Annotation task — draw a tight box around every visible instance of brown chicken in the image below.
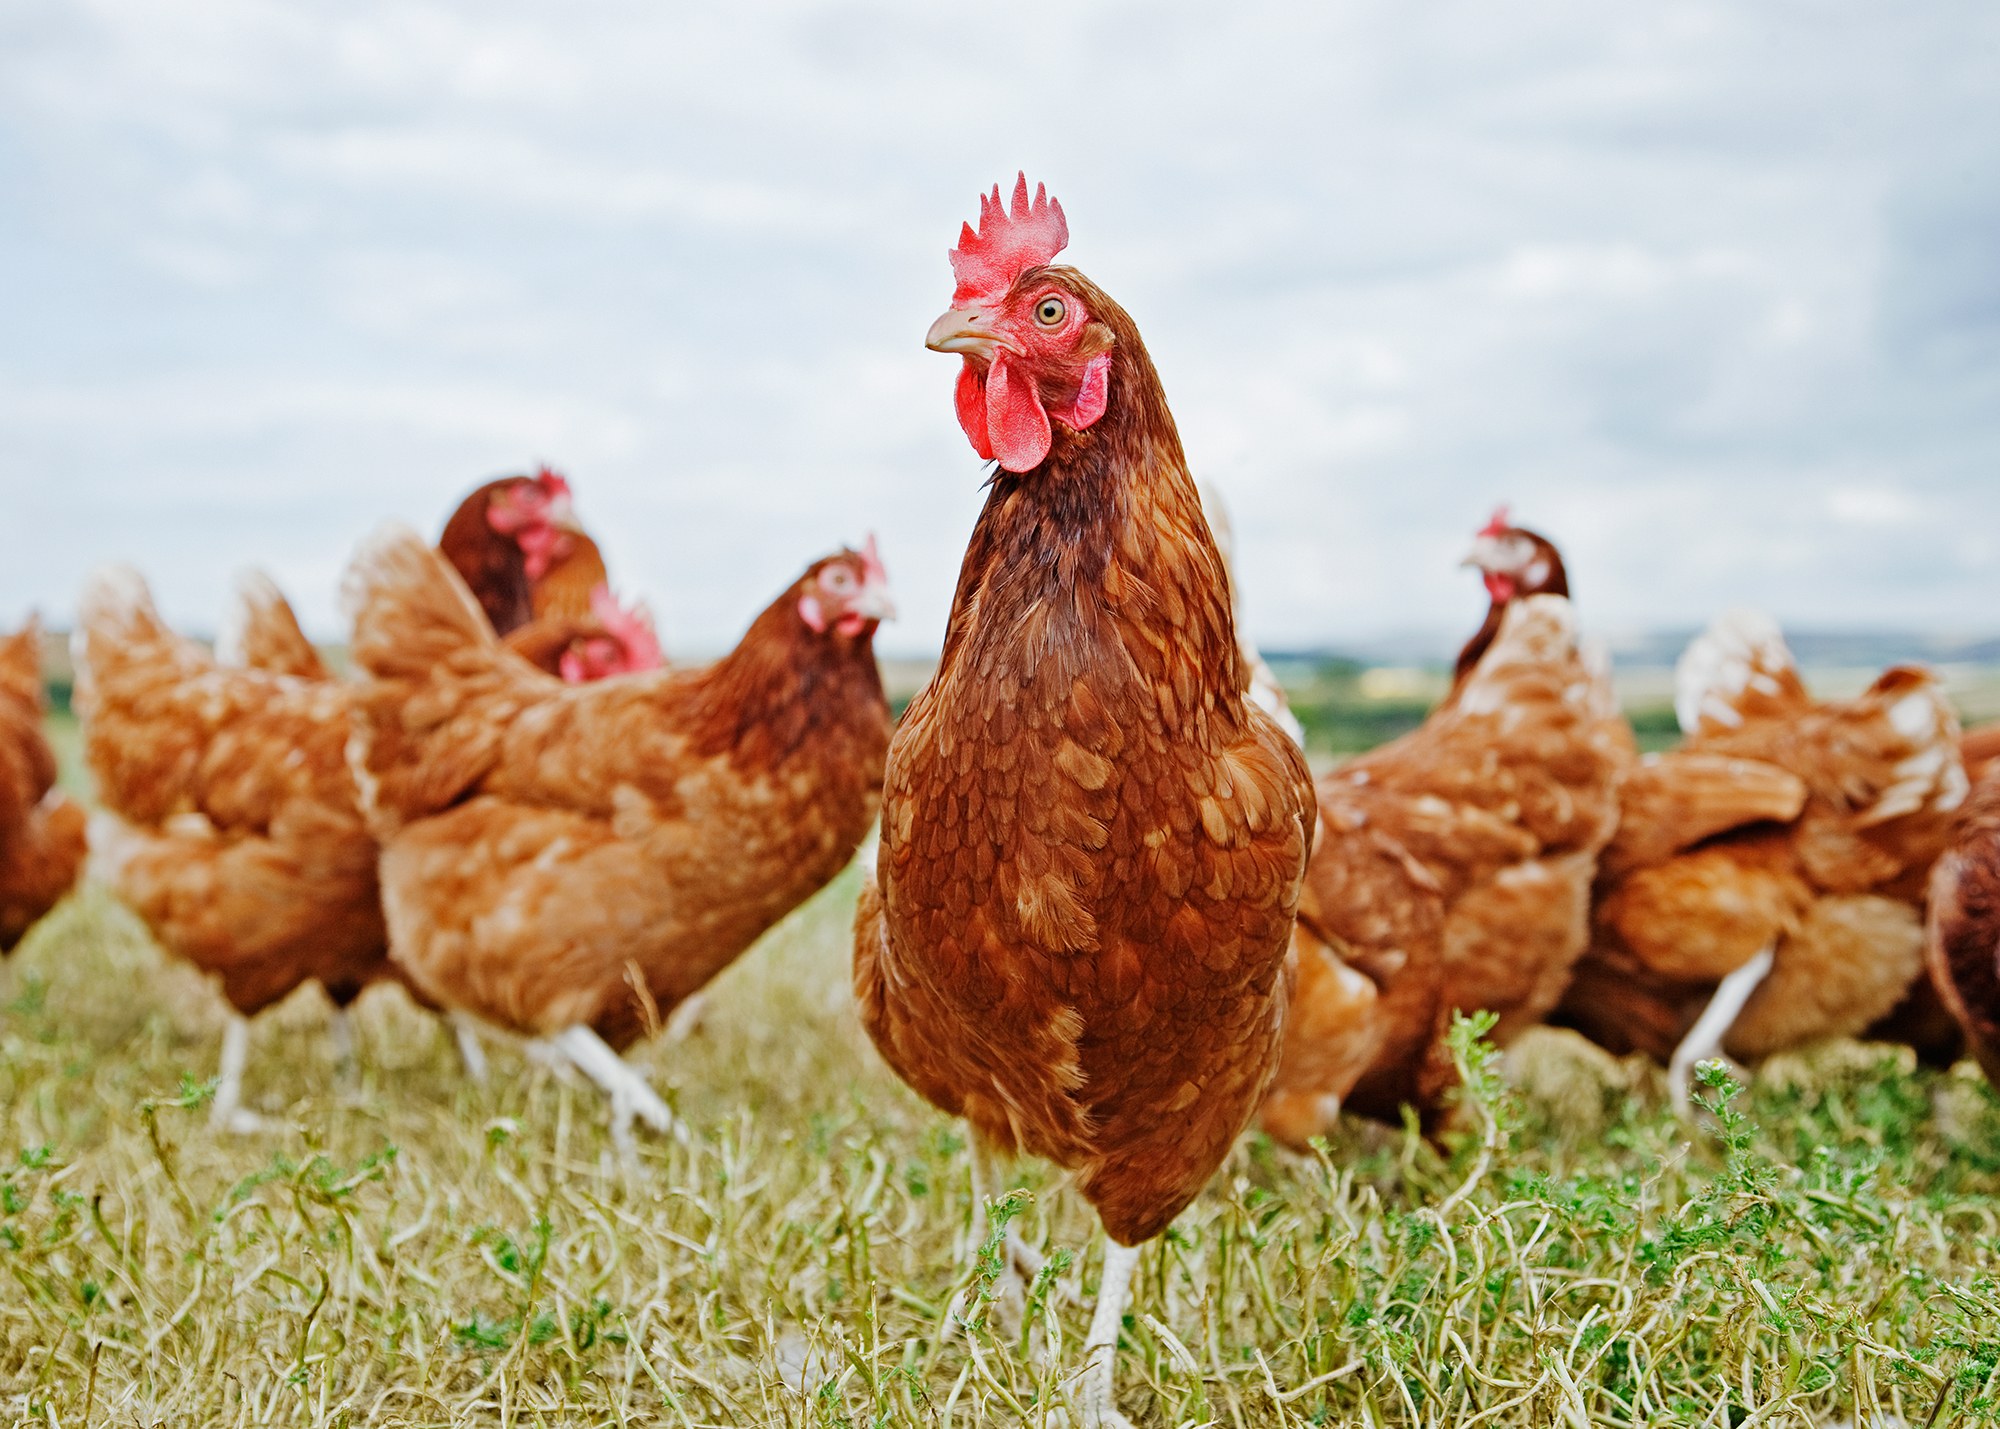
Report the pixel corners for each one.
[344,526,892,1141]
[74,570,392,1129]
[1453,507,1570,688]
[1260,571,1628,1148]
[435,467,589,636]
[1555,611,1969,1111]
[1927,765,2000,1087]
[1963,724,2000,783]
[852,177,1314,1428]
[0,618,86,954]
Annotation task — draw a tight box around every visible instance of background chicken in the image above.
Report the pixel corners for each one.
[1452,506,1570,690]
[1927,766,2000,1088]
[0,617,87,955]
[1555,611,1969,1111]
[1260,575,1627,1147]
[436,467,599,635]
[1198,479,1304,746]
[1963,723,2000,783]
[345,527,892,1142]
[853,177,1314,1429]
[74,570,392,1129]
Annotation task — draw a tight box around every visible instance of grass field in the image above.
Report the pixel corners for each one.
[12,683,2000,1427]
[5,873,2000,1428]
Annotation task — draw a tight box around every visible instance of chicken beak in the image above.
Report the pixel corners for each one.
[925,306,1003,361]
[854,584,898,623]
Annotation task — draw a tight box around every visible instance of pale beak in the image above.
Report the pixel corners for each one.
[925,306,1003,360]
[853,584,898,622]
[1460,534,1504,572]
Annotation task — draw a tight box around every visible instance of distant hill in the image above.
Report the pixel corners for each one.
[1269,628,2000,671]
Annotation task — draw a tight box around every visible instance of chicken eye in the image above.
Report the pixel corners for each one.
[1034,296,1066,328]
[825,568,854,592]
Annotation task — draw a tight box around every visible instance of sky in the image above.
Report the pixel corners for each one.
[4,1,1998,658]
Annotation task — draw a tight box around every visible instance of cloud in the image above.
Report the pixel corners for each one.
[2,0,1997,655]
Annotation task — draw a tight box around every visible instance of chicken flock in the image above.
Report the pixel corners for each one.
[4,175,1998,1426]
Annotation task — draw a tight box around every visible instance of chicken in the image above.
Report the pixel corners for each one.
[1554,611,1969,1112]
[1197,480,1303,746]
[1963,723,2000,784]
[344,527,892,1143]
[1259,576,1627,1147]
[852,177,1314,1429]
[1927,766,2000,1087]
[434,468,586,637]
[218,571,331,680]
[0,617,86,954]
[1453,506,1570,690]
[74,570,392,1129]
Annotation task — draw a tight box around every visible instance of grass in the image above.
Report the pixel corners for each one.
[4,873,2000,1428]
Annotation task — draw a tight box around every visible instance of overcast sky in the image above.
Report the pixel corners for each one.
[4,2,1997,657]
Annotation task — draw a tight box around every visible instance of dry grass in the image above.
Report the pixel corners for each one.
[3,874,2000,1428]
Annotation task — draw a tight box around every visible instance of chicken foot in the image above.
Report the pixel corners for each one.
[449,1012,490,1084]
[210,1014,279,1133]
[1669,944,1775,1119]
[549,1025,684,1150]
[1075,1236,1142,1429]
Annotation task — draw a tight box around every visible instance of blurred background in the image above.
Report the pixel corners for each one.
[6,1,1998,749]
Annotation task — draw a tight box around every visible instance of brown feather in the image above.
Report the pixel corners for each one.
[0,618,86,953]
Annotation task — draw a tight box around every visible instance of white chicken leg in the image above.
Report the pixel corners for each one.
[551,1025,684,1149]
[1669,945,1776,1118]
[1077,1236,1142,1429]
[210,1014,278,1133]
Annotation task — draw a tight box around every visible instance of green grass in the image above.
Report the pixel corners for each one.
[4,874,1999,1427]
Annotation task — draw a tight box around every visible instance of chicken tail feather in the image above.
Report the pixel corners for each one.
[343,523,524,832]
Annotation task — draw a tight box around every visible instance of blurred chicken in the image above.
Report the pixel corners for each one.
[1260,573,1627,1146]
[0,618,87,955]
[1198,480,1303,746]
[1555,611,1969,1112]
[436,468,593,636]
[1962,723,2000,783]
[855,177,1313,1428]
[74,571,392,1129]
[1927,766,2000,1087]
[1453,506,1570,690]
[345,527,892,1143]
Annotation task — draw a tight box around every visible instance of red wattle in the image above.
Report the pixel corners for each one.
[955,362,994,460]
[985,354,1052,473]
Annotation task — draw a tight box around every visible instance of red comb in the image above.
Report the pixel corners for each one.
[589,585,663,672]
[533,466,572,500]
[1479,505,1512,537]
[859,532,888,587]
[949,173,1069,305]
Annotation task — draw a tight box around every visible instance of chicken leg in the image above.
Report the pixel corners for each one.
[1077,1236,1142,1429]
[550,1025,684,1149]
[210,1014,278,1133]
[1669,945,1775,1118]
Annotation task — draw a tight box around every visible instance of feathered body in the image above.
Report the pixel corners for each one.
[1927,767,2000,1086]
[1557,612,1968,1063]
[855,252,1313,1247]
[1261,593,1626,1144]
[74,572,389,1014]
[346,533,889,1049]
[0,619,86,952]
